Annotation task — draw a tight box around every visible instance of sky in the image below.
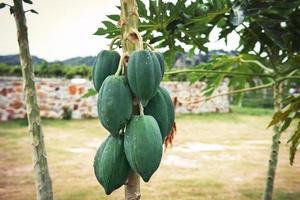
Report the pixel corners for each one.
[0,0,239,62]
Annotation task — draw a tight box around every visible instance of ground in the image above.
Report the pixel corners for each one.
[0,107,299,200]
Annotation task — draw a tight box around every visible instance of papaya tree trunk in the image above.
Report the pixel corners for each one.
[120,0,142,199]
[263,81,283,200]
[12,0,53,199]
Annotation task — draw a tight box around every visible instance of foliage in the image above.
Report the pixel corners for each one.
[268,94,300,165]
[95,0,232,66]
[82,88,97,98]
[94,1,300,164]
[62,106,72,120]
[185,54,273,98]
[0,63,92,79]
[234,88,274,108]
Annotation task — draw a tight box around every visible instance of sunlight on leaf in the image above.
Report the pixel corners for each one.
[82,88,97,98]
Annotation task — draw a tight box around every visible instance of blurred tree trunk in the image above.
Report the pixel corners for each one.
[263,82,283,200]
[12,0,53,199]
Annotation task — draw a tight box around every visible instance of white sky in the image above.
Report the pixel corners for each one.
[0,0,239,61]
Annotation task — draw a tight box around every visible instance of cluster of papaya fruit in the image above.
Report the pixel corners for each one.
[92,49,175,195]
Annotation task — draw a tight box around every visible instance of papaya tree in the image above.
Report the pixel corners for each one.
[91,0,175,199]
[94,0,300,199]
[0,1,53,200]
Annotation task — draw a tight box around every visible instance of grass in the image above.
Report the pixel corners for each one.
[0,107,299,200]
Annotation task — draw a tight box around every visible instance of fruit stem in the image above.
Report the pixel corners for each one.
[139,102,144,115]
[143,42,155,51]
[114,53,124,76]
[109,35,121,50]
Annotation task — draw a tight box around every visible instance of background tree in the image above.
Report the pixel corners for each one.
[95,0,300,199]
[0,1,53,199]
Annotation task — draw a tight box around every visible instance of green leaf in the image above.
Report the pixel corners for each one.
[30,9,38,14]
[82,88,97,98]
[0,3,6,9]
[288,122,300,165]
[280,117,293,132]
[107,14,120,21]
[23,0,33,4]
[9,7,14,15]
[94,21,120,38]
[268,111,286,128]
[137,0,148,18]
[149,0,158,18]
[103,21,117,29]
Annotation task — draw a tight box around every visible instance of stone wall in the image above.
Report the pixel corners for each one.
[0,76,229,121]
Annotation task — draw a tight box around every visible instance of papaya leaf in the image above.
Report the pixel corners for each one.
[9,7,14,15]
[0,3,6,9]
[30,9,38,14]
[103,21,117,30]
[268,111,287,128]
[149,0,158,18]
[94,21,120,38]
[82,88,97,98]
[202,86,215,97]
[187,72,200,84]
[107,14,120,21]
[23,0,33,4]
[268,95,300,128]
[136,0,148,18]
[280,117,293,132]
[288,122,300,165]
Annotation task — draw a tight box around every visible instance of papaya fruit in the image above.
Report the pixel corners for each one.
[124,115,162,182]
[94,134,130,195]
[127,50,162,106]
[93,50,120,92]
[144,87,175,141]
[98,75,132,136]
[154,51,165,78]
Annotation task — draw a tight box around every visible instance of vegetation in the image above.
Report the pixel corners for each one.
[1,0,299,199]
[0,63,92,79]
[95,0,300,199]
[1,0,53,199]
[0,112,299,200]
[92,0,175,198]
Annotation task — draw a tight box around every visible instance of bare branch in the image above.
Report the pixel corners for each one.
[177,82,274,104]
[165,69,274,78]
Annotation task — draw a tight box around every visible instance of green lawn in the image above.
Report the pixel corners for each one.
[0,107,299,200]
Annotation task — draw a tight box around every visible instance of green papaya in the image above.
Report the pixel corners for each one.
[127,50,162,106]
[144,87,175,141]
[154,52,165,78]
[124,115,162,182]
[98,75,132,136]
[93,50,120,92]
[94,134,130,195]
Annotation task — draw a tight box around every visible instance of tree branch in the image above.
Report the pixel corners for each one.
[240,23,279,74]
[0,3,13,8]
[277,76,300,82]
[265,48,279,74]
[165,69,274,78]
[109,35,121,50]
[239,58,273,73]
[177,82,274,104]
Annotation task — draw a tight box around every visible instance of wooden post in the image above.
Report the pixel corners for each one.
[12,1,53,199]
